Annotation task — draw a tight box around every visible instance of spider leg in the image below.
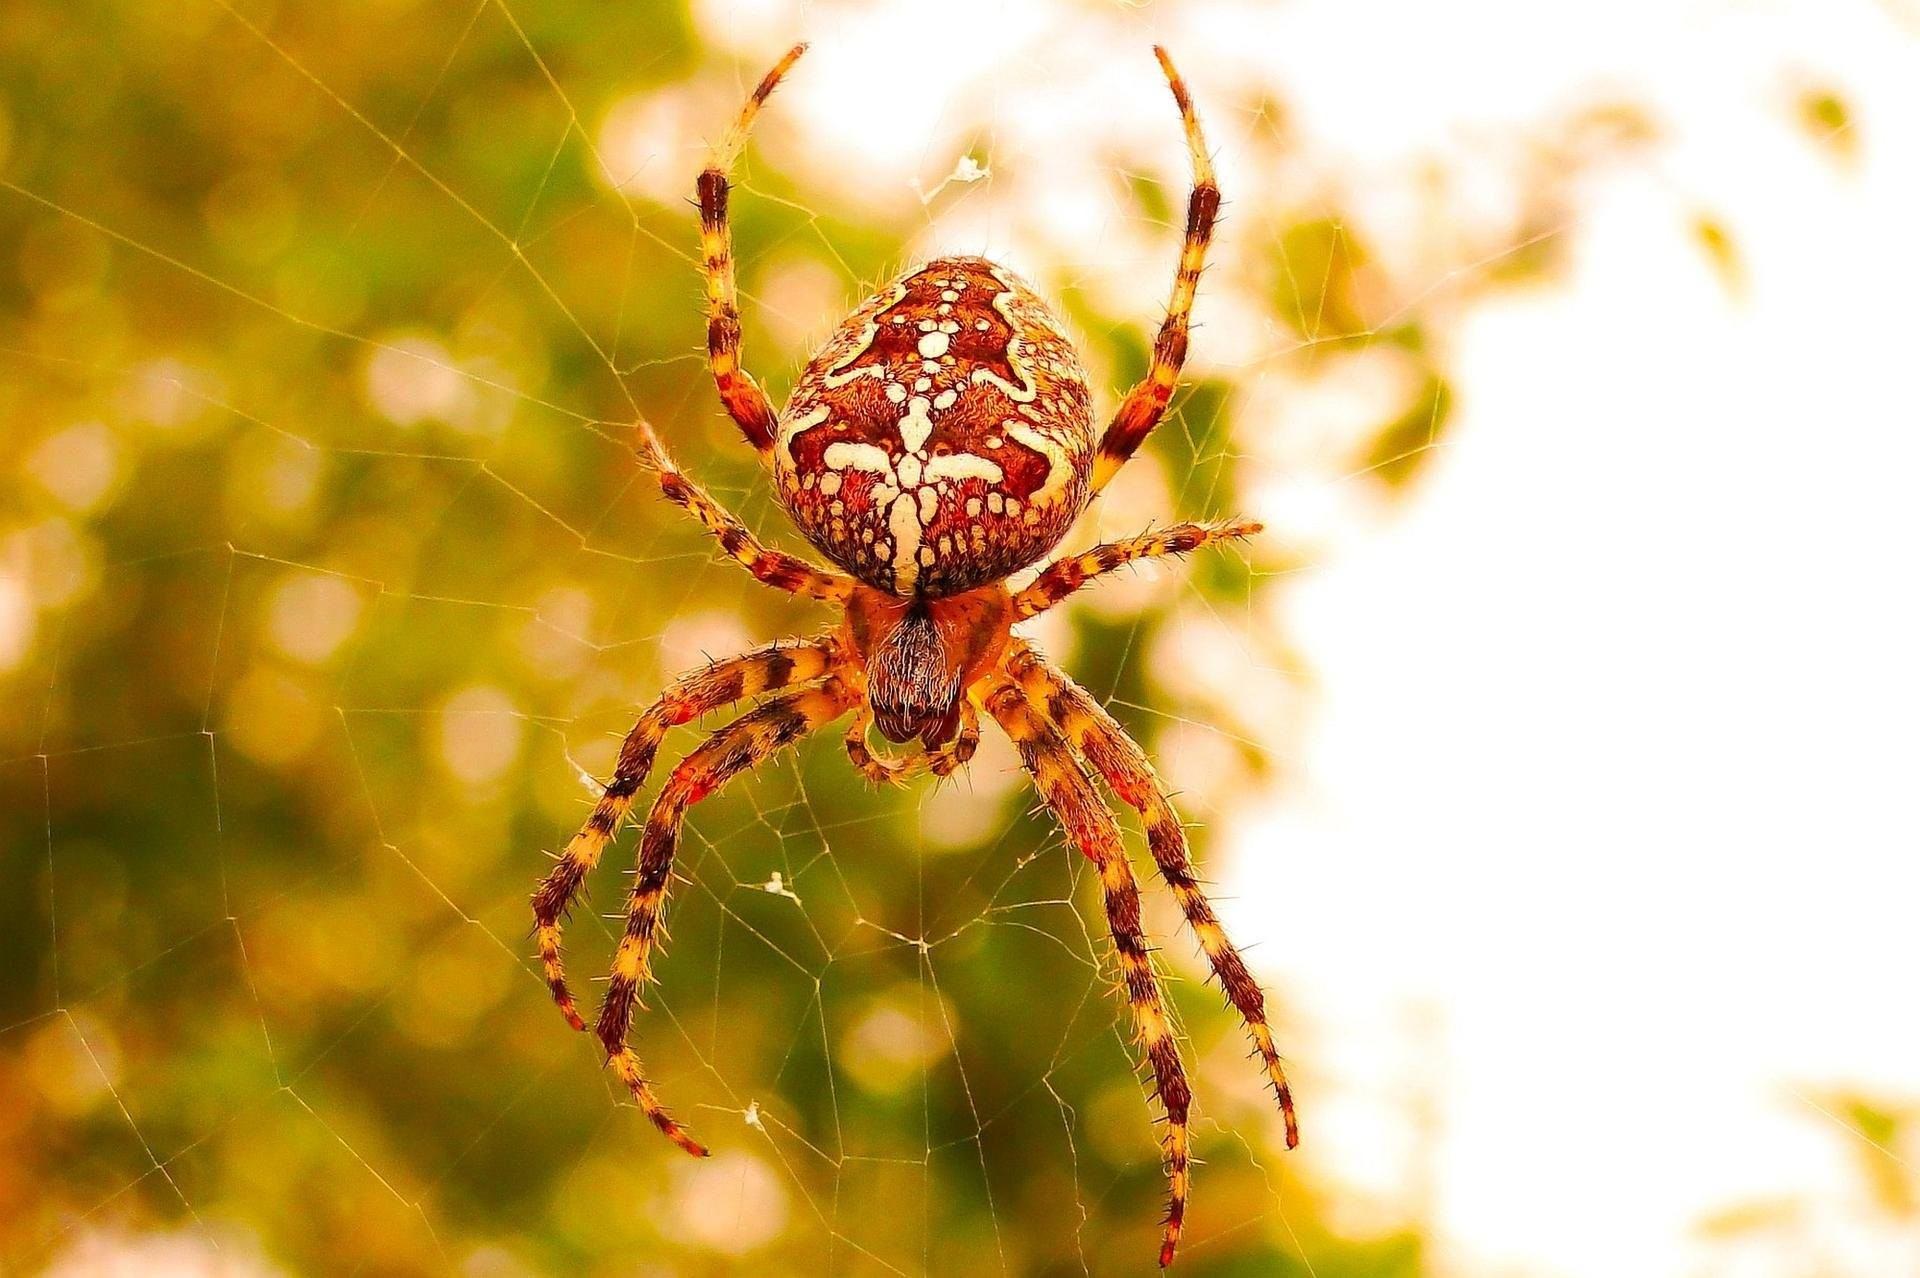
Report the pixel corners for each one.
[1093,46,1218,496]
[696,43,807,454]
[982,676,1194,1269]
[1011,518,1260,621]
[596,675,857,1157]
[532,635,841,1031]
[629,446,853,603]
[1004,640,1299,1149]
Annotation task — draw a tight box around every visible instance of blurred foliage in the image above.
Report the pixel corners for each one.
[0,1,1593,1274]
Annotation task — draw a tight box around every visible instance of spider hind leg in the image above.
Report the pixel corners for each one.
[1006,640,1299,1148]
[983,676,1195,1268]
[594,676,857,1156]
[532,636,841,1031]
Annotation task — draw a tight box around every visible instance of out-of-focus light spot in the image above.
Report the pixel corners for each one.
[841,989,950,1095]
[224,665,324,768]
[3,518,97,610]
[1157,717,1251,811]
[364,337,473,429]
[520,586,594,679]
[122,358,222,436]
[661,1150,790,1254]
[24,1019,114,1119]
[756,251,844,349]
[25,422,122,513]
[596,85,717,206]
[659,609,753,678]
[0,568,34,672]
[438,684,524,785]
[266,573,364,665]
[919,726,1022,852]
[43,1225,283,1277]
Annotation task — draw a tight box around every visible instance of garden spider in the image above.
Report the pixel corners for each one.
[531,43,1296,1267]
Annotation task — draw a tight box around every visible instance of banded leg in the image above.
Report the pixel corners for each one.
[1005,641,1299,1147]
[635,452,852,604]
[597,677,856,1157]
[983,677,1194,1268]
[1011,518,1260,620]
[696,43,808,453]
[1093,46,1220,496]
[532,636,841,1030]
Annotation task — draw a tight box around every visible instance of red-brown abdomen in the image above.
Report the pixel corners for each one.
[774,256,1095,597]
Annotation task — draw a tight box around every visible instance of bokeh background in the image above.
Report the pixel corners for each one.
[4,0,1917,1274]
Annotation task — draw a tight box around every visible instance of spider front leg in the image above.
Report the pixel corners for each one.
[532,636,842,1030]
[983,677,1195,1268]
[1011,518,1260,620]
[635,455,852,603]
[695,43,807,455]
[1005,640,1299,1148]
[1094,46,1219,495]
[597,676,857,1157]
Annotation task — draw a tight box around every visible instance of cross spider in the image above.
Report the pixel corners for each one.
[531,44,1296,1267]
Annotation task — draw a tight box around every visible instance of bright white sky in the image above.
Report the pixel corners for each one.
[1220,4,1920,1277]
[696,0,1920,1274]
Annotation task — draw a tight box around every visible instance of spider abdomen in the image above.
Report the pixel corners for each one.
[775,256,1095,597]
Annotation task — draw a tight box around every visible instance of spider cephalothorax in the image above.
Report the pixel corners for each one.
[532,44,1295,1268]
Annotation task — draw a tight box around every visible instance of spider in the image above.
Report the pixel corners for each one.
[530,43,1296,1267]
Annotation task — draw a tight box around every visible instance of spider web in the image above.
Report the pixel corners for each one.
[0,1,1652,1272]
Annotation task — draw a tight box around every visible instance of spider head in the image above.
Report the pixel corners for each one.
[774,256,1096,599]
[846,584,1012,746]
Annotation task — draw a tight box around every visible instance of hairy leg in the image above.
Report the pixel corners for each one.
[983,676,1195,1268]
[1003,640,1298,1147]
[532,636,841,1030]
[623,446,853,603]
[597,677,856,1156]
[1093,46,1220,495]
[1010,518,1259,620]
[696,43,807,453]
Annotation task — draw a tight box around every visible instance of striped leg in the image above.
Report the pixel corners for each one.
[635,455,851,604]
[983,677,1194,1268]
[597,677,856,1157]
[1004,641,1298,1148]
[531,636,841,1031]
[1011,518,1260,620]
[1093,46,1219,496]
[695,43,808,454]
